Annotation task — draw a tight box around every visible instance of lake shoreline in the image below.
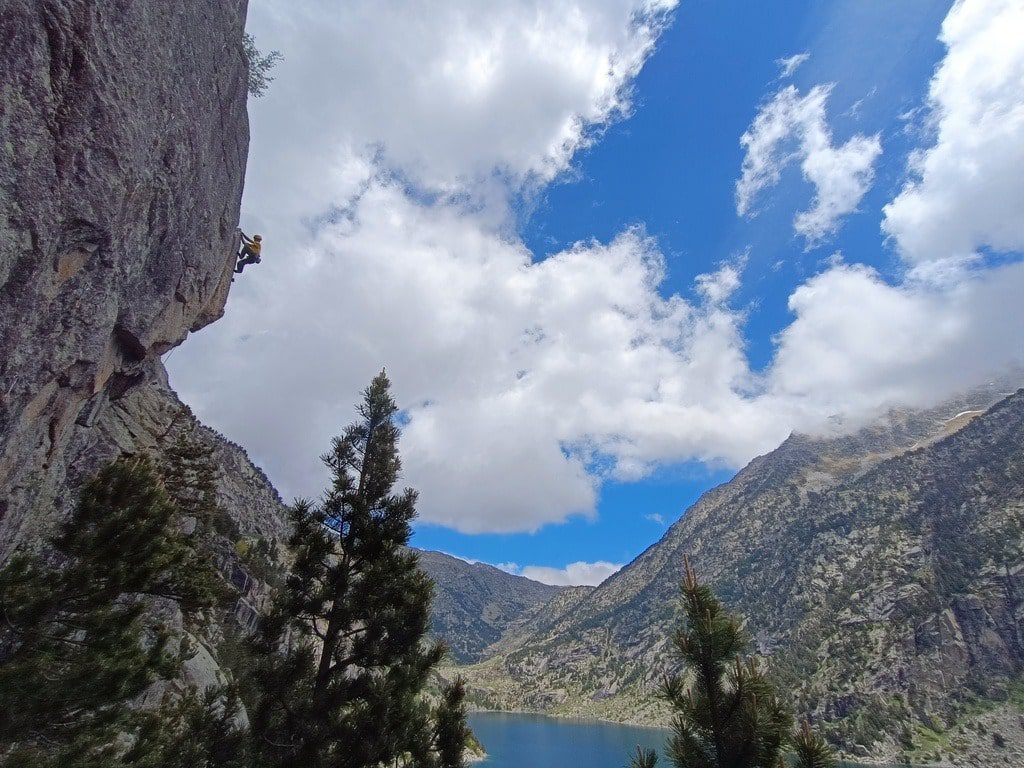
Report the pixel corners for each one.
[468,706,671,733]
[467,710,949,768]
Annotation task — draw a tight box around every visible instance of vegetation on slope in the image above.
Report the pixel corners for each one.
[0,374,473,768]
[0,458,230,766]
[453,387,1024,763]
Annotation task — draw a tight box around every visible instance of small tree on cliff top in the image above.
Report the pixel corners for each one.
[249,370,469,768]
[242,33,282,98]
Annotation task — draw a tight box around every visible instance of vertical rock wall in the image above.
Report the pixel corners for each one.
[0,0,251,553]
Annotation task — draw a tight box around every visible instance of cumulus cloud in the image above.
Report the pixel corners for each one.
[776,52,810,78]
[242,0,677,234]
[644,512,665,525]
[882,0,1024,264]
[519,560,623,586]
[736,84,882,246]
[765,260,1024,419]
[171,0,1024,539]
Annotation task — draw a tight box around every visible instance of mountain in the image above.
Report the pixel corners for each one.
[3,7,1022,762]
[414,549,569,663]
[455,385,1024,763]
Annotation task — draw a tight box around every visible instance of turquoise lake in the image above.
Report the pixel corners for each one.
[467,712,668,768]
[466,713,892,768]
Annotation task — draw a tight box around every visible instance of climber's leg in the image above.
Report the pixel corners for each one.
[234,254,260,274]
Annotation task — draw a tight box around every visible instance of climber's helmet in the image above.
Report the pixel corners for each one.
[253,234,263,242]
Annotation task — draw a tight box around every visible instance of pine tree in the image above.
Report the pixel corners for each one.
[129,685,251,768]
[630,746,659,768]
[249,370,469,768]
[161,427,236,540]
[433,678,471,768]
[0,458,221,766]
[791,721,837,768]
[655,557,792,768]
[631,558,839,768]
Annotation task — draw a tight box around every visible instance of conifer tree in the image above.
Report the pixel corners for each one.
[161,427,235,539]
[162,428,216,513]
[249,370,469,768]
[0,458,221,766]
[130,685,251,768]
[433,677,471,768]
[630,746,659,768]
[630,558,837,768]
[791,721,837,768]
[649,557,792,768]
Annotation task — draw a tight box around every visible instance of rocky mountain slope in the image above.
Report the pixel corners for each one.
[0,0,251,557]
[0,0,288,701]
[414,550,568,663]
[456,385,1024,763]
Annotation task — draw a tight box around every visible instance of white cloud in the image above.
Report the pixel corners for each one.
[644,512,665,525]
[736,85,882,246]
[519,560,623,586]
[882,0,1024,264]
[171,0,1024,540]
[242,0,677,237]
[776,52,810,79]
[764,260,1024,420]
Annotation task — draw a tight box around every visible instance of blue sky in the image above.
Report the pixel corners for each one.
[520,0,951,357]
[172,0,1024,586]
[411,0,952,572]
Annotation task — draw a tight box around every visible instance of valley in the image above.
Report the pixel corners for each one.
[2,1,1023,765]
[426,385,1024,765]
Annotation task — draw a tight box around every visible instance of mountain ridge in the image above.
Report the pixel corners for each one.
[451,383,1024,764]
[413,548,571,664]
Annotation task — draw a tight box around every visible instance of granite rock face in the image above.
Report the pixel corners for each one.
[0,0,250,553]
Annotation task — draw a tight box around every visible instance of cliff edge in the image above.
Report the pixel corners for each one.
[0,0,252,553]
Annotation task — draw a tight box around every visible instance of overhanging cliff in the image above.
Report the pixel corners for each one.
[0,0,253,553]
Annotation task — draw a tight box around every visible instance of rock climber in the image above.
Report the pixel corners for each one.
[235,231,263,273]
